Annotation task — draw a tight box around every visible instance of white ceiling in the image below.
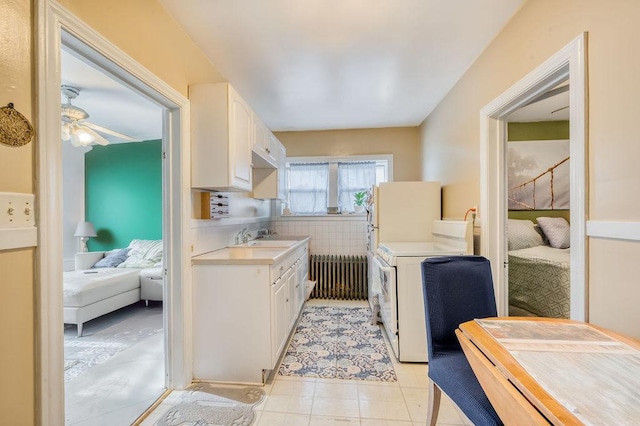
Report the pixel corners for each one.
[61,49,163,144]
[507,88,570,122]
[160,0,525,131]
[60,1,527,139]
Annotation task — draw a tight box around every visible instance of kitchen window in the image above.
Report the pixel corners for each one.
[284,155,392,214]
[287,162,329,215]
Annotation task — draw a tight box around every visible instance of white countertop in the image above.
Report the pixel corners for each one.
[191,236,310,266]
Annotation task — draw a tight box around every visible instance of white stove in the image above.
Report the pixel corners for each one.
[372,221,473,362]
[376,241,464,265]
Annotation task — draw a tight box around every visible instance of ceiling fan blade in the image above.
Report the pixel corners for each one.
[82,121,137,142]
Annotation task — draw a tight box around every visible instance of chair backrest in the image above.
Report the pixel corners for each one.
[421,256,497,360]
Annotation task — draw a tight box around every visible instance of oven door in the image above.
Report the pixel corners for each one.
[372,255,398,357]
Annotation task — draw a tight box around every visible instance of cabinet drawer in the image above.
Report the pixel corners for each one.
[270,258,288,283]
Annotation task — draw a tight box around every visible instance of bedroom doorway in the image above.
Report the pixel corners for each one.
[36,1,191,424]
[60,42,166,425]
[479,33,588,321]
[504,82,572,319]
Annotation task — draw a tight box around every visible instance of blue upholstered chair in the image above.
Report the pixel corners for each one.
[421,255,502,426]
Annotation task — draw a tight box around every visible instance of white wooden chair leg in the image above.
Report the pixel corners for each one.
[145,300,149,307]
[77,322,83,338]
[427,379,442,426]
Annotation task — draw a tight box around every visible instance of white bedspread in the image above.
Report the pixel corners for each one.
[64,268,140,307]
[509,245,570,265]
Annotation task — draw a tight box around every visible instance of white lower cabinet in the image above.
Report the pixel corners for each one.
[271,270,289,364]
[287,263,297,330]
[295,255,308,313]
[193,242,308,384]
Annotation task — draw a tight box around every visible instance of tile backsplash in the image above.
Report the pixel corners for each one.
[273,217,367,255]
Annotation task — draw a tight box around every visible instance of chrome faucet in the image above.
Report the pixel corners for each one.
[235,227,249,244]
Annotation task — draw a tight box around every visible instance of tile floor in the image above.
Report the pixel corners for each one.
[141,299,472,426]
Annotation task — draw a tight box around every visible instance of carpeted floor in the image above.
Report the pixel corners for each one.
[156,383,265,426]
[64,301,163,383]
[278,305,397,381]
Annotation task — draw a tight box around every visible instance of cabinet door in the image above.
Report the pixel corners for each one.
[294,259,304,314]
[272,277,287,363]
[228,88,253,190]
[275,138,287,200]
[253,115,276,168]
[266,132,279,165]
[287,265,297,330]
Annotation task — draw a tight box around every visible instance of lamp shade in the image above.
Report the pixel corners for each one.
[74,221,97,238]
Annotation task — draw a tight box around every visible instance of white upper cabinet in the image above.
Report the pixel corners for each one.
[253,131,287,200]
[190,82,253,191]
[275,135,287,200]
[252,113,276,168]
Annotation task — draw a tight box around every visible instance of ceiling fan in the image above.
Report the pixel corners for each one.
[61,85,136,147]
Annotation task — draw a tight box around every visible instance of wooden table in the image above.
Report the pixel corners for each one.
[456,317,640,425]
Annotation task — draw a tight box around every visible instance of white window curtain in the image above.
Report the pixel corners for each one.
[337,161,376,212]
[288,162,329,214]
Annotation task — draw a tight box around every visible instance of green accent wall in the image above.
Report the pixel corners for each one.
[508,210,570,224]
[508,121,570,220]
[85,140,162,251]
[508,120,569,141]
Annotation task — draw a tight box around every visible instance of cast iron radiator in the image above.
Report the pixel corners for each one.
[309,254,368,300]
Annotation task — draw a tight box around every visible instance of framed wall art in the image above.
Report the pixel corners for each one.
[508,139,570,210]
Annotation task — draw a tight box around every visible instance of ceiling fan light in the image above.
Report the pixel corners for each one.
[61,123,71,141]
[69,133,84,147]
[82,126,109,146]
[70,126,95,146]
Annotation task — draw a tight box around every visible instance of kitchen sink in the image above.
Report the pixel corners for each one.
[233,240,298,248]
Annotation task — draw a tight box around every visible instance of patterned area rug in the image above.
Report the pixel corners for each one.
[279,305,397,381]
[156,383,265,426]
[64,302,163,382]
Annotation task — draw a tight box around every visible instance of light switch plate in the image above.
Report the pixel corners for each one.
[0,192,36,228]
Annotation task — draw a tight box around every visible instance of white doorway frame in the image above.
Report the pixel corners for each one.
[479,33,588,321]
[35,1,192,424]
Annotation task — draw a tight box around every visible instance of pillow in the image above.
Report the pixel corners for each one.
[118,239,163,269]
[118,256,156,269]
[92,248,130,268]
[507,219,544,250]
[537,217,570,249]
[533,224,550,246]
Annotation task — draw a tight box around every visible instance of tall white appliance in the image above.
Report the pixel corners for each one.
[366,181,441,305]
[373,221,473,362]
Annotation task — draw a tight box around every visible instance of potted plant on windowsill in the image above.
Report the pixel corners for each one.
[353,191,367,214]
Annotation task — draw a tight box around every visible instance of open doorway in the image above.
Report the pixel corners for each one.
[504,81,572,319]
[37,2,191,423]
[479,33,587,321]
[60,44,166,424]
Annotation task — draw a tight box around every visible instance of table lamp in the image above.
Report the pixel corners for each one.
[74,221,97,252]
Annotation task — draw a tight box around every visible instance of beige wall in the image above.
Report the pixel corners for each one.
[58,0,225,96]
[0,0,35,423]
[0,0,228,422]
[418,0,640,337]
[275,127,421,182]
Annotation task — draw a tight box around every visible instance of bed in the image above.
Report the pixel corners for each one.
[507,218,570,319]
[64,239,164,336]
[64,267,141,337]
